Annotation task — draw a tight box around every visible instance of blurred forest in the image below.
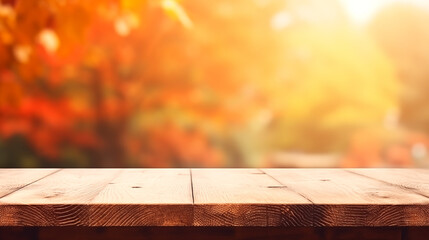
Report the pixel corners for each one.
[0,0,429,168]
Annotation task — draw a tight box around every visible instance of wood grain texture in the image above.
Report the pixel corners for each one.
[89,169,193,226]
[0,168,429,227]
[0,169,59,198]
[0,169,120,226]
[91,169,192,204]
[348,169,429,198]
[191,169,312,226]
[263,169,429,226]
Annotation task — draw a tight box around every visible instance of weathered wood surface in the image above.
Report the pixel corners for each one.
[263,169,429,226]
[0,169,59,198]
[0,168,428,227]
[90,169,193,226]
[191,169,312,226]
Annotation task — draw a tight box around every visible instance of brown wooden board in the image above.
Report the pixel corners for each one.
[348,169,429,198]
[191,169,312,226]
[0,169,59,198]
[89,169,193,226]
[0,169,120,226]
[263,169,429,226]
[1,168,428,227]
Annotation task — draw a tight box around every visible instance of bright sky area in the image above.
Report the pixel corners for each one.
[339,0,429,24]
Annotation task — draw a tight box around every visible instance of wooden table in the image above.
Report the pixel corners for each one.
[1,168,429,239]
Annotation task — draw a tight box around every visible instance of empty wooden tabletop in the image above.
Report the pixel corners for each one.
[0,169,428,227]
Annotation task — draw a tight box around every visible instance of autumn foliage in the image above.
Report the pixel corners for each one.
[1,0,429,167]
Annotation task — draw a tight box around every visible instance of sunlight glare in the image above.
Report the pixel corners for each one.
[339,0,397,24]
[340,0,429,24]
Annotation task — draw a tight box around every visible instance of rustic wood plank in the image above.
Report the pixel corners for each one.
[89,169,193,226]
[348,169,429,198]
[347,169,429,226]
[263,169,429,226]
[191,169,312,226]
[0,169,59,198]
[0,169,120,226]
[0,168,428,227]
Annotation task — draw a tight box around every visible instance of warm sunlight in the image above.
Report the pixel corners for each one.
[1,0,429,168]
[340,0,429,23]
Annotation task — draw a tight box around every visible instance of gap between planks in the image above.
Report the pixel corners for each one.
[190,169,195,204]
[1,169,429,227]
[0,169,62,200]
[259,168,315,204]
[345,169,429,200]
[259,168,317,227]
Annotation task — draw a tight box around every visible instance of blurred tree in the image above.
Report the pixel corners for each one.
[0,0,227,167]
[0,0,401,167]
[182,0,398,165]
[213,0,399,158]
[264,26,398,153]
[1,0,106,166]
[369,3,429,134]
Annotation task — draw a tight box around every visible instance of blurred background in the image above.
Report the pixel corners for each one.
[1,0,429,168]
